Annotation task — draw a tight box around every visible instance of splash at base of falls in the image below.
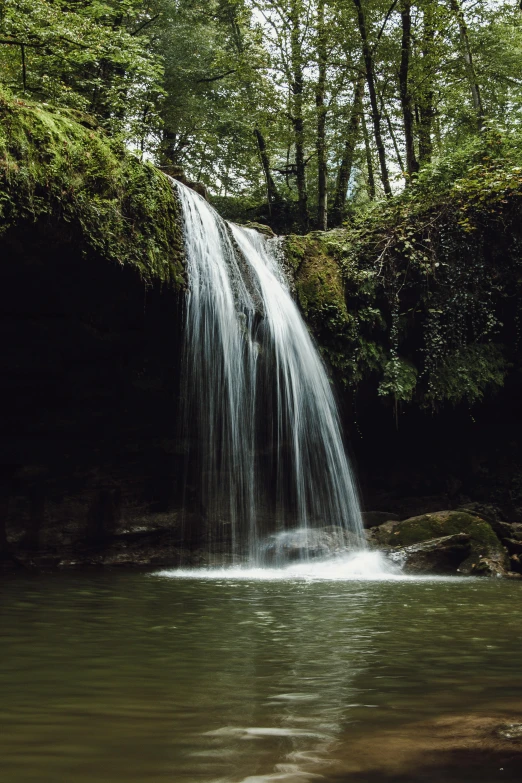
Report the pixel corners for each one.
[154,550,466,582]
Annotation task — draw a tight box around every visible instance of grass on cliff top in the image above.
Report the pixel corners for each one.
[0,87,184,287]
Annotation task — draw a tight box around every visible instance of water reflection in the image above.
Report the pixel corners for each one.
[0,571,521,782]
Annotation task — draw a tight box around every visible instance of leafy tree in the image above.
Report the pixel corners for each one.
[0,0,164,146]
[2,0,522,231]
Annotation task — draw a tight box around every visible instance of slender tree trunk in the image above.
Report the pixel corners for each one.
[399,1,419,178]
[418,3,435,165]
[222,5,280,219]
[254,128,280,214]
[316,0,328,230]
[380,92,405,173]
[450,0,484,125]
[290,1,309,231]
[331,74,365,226]
[353,0,392,196]
[361,111,376,200]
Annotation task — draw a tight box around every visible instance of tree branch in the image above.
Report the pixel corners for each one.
[373,0,400,53]
[0,39,44,48]
[130,14,161,36]
[196,70,236,84]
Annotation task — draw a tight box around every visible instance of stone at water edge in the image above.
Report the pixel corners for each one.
[367,510,509,577]
[502,539,522,557]
[492,522,522,544]
[387,533,472,575]
[334,712,522,779]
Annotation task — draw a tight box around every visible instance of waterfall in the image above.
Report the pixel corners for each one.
[175,181,364,564]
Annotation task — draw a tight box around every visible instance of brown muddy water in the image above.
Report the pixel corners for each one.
[1,567,521,782]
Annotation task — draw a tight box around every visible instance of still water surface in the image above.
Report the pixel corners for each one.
[1,569,521,782]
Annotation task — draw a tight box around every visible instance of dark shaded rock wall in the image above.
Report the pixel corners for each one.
[0,224,187,565]
[350,379,522,523]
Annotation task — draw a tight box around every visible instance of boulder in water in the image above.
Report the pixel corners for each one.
[368,510,509,577]
[388,532,472,574]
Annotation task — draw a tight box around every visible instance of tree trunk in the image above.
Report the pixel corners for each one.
[316,0,328,230]
[254,128,280,214]
[450,0,484,124]
[361,111,376,200]
[353,0,392,196]
[221,4,281,218]
[418,3,435,165]
[331,74,365,226]
[399,1,419,179]
[380,92,405,173]
[290,1,309,231]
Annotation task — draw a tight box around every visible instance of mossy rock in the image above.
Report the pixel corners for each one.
[283,233,370,381]
[371,510,500,549]
[285,234,348,320]
[371,510,508,576]
[0,87,184,287]
[243,221,276,238]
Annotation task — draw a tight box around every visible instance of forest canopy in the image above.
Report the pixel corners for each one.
[1,0,522,232]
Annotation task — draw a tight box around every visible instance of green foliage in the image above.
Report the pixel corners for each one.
[378,357,418,402]
[284,131,522,408]
[427,344,507,405]
[0,87,184,285]
[0,0,163,147]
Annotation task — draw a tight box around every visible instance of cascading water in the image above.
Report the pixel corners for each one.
[175,181,365,565]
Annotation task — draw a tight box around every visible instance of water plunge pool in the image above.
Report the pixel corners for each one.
[1,569,521,782]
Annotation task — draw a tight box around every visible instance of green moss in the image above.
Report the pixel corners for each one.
[288,234,348,318]
[0,87,184,287]
[284,232,386,384]
[379,511,500,550]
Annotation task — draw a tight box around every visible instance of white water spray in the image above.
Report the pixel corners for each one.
[175,182,365,564]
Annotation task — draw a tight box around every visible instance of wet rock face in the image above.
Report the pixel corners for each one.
[368,510,510,577]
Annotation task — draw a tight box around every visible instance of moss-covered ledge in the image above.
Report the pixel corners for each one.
[0,88,184,287]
